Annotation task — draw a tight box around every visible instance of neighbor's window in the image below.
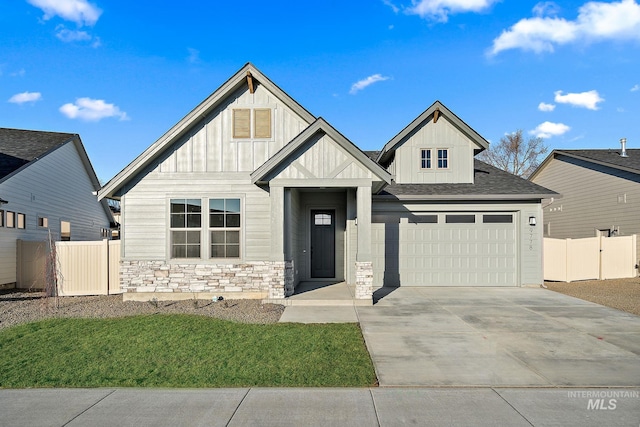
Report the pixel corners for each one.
[254,108,271,139]
[209,198,241,258]
[61,220,71,241]
[170,199,201,258]
[17,213,25,229]
[6,211,15,228]
[437,149,448,169]
[38,216,48,228]
[420,149,432,169]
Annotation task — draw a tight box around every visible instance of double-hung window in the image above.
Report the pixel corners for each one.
[170,199,202,258]
[437,149,449,169]
[420,149,432,169]
[209,198,241,258]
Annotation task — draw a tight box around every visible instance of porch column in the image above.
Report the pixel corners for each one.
[355,186,373,301]
[268,185,289,298]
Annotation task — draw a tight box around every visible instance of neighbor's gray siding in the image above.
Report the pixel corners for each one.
[532,155,640,255]
[121,83,311,262]
[388,116,476,184]
[0,142,110,285]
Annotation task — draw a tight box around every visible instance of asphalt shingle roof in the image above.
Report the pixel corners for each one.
[554,149,640,173]
[377,159,556,198]
[363,150,380,161]
[0,128,75,179]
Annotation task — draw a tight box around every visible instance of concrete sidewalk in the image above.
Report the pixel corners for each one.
[1,387,638,426]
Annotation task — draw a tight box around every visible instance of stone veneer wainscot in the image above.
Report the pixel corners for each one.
[120,260,291,299]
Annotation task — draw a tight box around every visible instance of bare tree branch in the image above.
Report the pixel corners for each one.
[477,130,548,178]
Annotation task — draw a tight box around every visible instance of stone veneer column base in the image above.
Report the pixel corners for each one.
[120,260,291,299]
[355,261,373,300]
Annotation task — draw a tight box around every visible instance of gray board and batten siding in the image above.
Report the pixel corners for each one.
[117,83,312,262]
[100,64,554,297]
[530,150,640,257]
[0,130,112,286]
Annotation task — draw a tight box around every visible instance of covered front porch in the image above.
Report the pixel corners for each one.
[249,118,392,304]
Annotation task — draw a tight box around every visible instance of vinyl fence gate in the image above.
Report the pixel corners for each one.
[17,239,121,296]
[543,235,638,282]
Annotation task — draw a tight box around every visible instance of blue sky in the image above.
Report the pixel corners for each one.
[2,0,640,182]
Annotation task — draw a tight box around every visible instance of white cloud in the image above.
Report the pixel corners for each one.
[383,0,400,13]
[8,91,42,104]
[406,0,499,22]
[187,48,200,64]
[490,0,640,55]
[632,84,640,92]
[349,74,390,94]
[554,90,604,110]
[533,1,561,17]
[9,69,26,77]
[59,97,128,121]
[530,121,570,138]
[27,0,102,26]
[538,102,555,112]
[56,27,91,42]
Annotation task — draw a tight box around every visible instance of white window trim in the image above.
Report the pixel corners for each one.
[230,106,275,142]
[420,148,432,170]
[167,195,245,263]
[437,148,449,169]
[169,198,203,260]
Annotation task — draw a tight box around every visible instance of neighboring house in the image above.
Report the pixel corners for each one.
[530,145,640,256]
[0,128,114,287]
[99,63,555,302]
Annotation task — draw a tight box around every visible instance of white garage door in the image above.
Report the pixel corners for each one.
[372,212,518,286]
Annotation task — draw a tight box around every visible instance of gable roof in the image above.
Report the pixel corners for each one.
[99,62,316,200]
[251,118,392,192]
[0,128,76,180]
[0,127,113,223]
[530,148,640,180]
[376,101,490,165]
[376,159,557,200]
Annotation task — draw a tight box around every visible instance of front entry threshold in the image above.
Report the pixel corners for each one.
[262,282,372,306]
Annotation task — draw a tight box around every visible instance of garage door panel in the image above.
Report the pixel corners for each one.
[373,212,518,287]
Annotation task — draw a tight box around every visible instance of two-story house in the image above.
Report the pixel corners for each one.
[99,63,554,303]
[0,128,114,287]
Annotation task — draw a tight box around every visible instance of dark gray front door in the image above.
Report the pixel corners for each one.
[311,210,335,278]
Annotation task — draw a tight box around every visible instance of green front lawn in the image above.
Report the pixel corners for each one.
[0,315,377,388]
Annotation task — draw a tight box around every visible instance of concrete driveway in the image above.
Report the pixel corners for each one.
[356,287,640,387]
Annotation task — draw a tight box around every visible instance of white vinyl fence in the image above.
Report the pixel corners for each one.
[544,235,638,282]
[17,239,121,295]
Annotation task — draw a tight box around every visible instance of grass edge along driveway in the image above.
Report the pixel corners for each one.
[0,315,377,388]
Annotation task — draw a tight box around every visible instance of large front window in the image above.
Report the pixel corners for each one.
[170,199,201,258]
[209,198,241,258]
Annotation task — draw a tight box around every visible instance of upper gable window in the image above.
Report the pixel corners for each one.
[420,149,432,169]
[254,109,271,139]
[437,149,449,169]
[233,108,272,139]
[233,109,251,138]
